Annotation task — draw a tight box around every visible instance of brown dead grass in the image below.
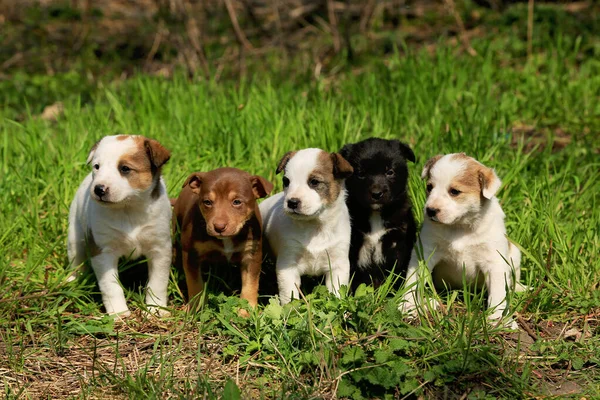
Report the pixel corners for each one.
[0,314,231,398]
[0,309,334,399]
[510,122,577,153]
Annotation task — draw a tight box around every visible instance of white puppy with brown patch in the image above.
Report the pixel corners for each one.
[67,135,172,317]
[260,148,354,304]
[400,153,523,328]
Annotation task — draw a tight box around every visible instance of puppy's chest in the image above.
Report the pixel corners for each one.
[102,222,162,258]
[357,213,392,269]
[193,238,252,263]
[438,234,486,265]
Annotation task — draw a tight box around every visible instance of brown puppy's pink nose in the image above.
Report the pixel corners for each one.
[213,222,227,233]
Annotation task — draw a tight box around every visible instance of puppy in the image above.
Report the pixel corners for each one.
[400,153,523,328]
[173,168,273,314]
[339,138,417,290]
[260,148,354,305]
[67,135,172,316]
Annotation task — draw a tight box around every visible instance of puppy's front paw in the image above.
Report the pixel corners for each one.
[398,298,418,317]
[488,312,518,330]
[237,308,250,318]
[109,309,132,321]
[145,306,171,318]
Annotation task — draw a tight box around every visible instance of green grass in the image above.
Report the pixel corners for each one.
[1,30,600,399]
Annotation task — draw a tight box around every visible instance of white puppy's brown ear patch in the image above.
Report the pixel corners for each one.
[421,155,443,179]
[330,152,353,179]
[183,173,205,195]
[87,140,101,164]
[250,175,274,199]
[144,139,171,169]
[276,151,296,175]
[479,167,501,199]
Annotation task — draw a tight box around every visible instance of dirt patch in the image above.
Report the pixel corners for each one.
[0,312,234,398]
[510,123,575,153]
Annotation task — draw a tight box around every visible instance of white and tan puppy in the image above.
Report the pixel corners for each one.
[67,135,172,317]
[260,148,354,305]
[400,153,523,328]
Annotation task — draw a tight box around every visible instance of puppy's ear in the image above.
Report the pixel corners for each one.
[338,143,353,161]
[86,139,101,164]
[479,167,501,199]
[145,139,171,170]
[276,151,296,175]
[182,172,205,195]
[421,155,443,179]
[394,140,416,163]
[250,175,274,199]
[331,152,354,179]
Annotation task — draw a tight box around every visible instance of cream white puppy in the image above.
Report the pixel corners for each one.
[400,153,523,328]
[67,135,172,317]
[260,148,354,304]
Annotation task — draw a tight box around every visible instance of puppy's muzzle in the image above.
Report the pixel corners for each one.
[287,198,300,210]
[371,190,384,200]
[426,207,439,218]
[94,184,109,199]
[213,222,227,234]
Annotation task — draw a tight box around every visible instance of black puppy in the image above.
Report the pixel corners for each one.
[339,138,417,290]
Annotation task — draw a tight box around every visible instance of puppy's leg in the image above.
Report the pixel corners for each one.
[325,259,349,297]
[485,265,516,328]
[508,241,528,292]
[66,215,86,282]
[91,252,130,316]
[145,244,172,317]
[239,243,261,316]
[276,257,301,305]
[182,250,204,312]
[399,252,420,314]
[399,245,439,315]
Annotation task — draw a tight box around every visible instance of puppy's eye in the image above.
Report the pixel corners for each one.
[449,188,461,197]
[309,179,320,188]
[356,171,365,179]
[232,199,242,206]
[93,164,100,170]
[202,200,212,207]
[282,177,290,188]
[426,183,433,192]
[120,165,131,174]
[386,169,395,177]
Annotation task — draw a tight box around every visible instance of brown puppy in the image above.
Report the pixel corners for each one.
[173,168,273,315]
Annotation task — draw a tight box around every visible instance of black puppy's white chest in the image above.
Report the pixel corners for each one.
[356,212,392,270]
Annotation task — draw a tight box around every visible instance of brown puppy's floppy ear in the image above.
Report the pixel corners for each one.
[276,151,296,175]
[479,166,502,199]
[421,155,443,179]
[250,175,274,199]
[331,152,354,179]
[393,140,416,163]
[182,172,205,195]
[86,139,101,164]
[144,139,171,169]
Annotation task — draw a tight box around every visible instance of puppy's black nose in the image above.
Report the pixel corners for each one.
[426,207,439,218]
[287,198,300,210]
[213,222,227,233]
[371,191,383,200]
[94,184,107,198]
